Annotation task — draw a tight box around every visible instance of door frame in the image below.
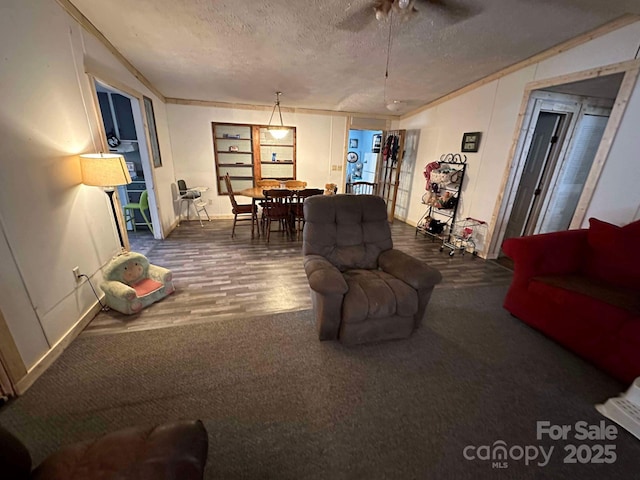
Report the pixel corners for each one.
[494,94,582,242]
[87,72,165,241]
[345,128,383,186]
[375,130,406,222]
[520,99,580,237]
[535,104,612,234]
[487,59,640,258]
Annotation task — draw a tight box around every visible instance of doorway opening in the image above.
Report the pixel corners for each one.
[503,111,570,240]
[345,129,382,187]
[495,73,623,257]
[93,80,162,243]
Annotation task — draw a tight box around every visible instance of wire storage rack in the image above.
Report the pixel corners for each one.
[416,153,466,243]
[440,217,487,257]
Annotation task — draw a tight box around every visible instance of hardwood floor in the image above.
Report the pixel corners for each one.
[83,219,513,336]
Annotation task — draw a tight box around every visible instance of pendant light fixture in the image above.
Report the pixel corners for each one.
[375,0,416,22]
[267,91,288,139]
[383,10,399,112]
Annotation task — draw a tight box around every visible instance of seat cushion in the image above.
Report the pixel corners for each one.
[582,218,640,290]
[181,191,201,199]
[133,278,164,297]
[532,274,640,315]
[233,204,256,214]
[342,269,418,324]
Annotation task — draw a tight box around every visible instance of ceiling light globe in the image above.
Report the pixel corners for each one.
[268,127,289,140]
[375,8,387,21]
[386,101,403,112]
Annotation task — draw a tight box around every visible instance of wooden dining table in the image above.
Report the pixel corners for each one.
[237,186,321,240]
[237,186,307,201]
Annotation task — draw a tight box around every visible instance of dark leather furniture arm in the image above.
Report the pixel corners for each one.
[1,419,208,480]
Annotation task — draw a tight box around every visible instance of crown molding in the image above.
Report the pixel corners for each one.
[400,14,640,120]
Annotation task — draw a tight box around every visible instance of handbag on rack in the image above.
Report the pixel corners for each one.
[430,168,462,185]
[442,195,458,210]
[427,219,446,235]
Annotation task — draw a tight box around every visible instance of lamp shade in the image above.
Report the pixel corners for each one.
[268,92,290,139]
[386,100,403,112]
[268,127,289,139]
[80,153,132,187]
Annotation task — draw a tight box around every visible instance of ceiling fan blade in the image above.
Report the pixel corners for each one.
[336,3,377,32]
[417,0,481,24]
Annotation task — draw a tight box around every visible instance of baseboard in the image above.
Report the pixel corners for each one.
[14,298,104,395]
[166,217,180,236]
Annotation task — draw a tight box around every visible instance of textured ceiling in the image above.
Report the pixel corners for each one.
[70,0,640,116]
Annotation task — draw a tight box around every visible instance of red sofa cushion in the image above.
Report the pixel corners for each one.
[132,278,163,297]
[532,274,640,315]
[582,218,640,290]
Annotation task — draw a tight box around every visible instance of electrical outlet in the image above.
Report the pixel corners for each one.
[72,266,81,281]
[208,199,213,205]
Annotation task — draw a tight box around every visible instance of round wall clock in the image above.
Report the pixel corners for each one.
[347,151,359,163]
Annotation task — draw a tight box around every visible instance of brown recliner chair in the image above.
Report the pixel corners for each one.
[1,420,208,480]
[303,195,442,344]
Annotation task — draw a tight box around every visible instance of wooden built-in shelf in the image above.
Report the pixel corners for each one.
[213,122,297,195]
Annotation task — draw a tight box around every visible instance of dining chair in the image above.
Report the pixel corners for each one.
[123,190,153,233]
[346,181,378,195]
[291,188,324,239]
[177,179,210,227]
[256,179,281,188]
[262,189,294,242]
[255,179,281,227]
[285,180,307,189]
[224,174,259,238]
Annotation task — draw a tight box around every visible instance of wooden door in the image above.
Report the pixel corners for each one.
[0,358,14,399]
[375,130,406,222]
[0,310,19,399]
[503,113,563,240]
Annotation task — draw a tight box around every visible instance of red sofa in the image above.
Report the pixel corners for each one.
[502,218,640,384]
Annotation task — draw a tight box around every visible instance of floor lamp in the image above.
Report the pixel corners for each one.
[80,153,132,249]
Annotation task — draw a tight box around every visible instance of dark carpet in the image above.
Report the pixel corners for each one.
[1,285,639,479]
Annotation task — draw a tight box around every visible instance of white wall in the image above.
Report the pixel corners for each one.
[0,0,177,371]
[585,78,640,224]
[82,38,177,234]
[167,104,346,215]
[399,21,640,256]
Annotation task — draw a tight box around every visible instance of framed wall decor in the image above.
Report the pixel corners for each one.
[143,96,162,168]
[346,151,359,163]
[372,134,382,153]
[461,132,481,153]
